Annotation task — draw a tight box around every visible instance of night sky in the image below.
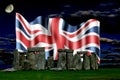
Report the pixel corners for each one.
[0,0,120,55]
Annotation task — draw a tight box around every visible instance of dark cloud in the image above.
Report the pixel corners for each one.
[0,0,120,35]
[0,37,15,41]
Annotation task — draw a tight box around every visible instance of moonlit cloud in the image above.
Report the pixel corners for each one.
[70,6,120,18]
[100,37,120,47]
[100,37,113,42]
[99,2,114,7]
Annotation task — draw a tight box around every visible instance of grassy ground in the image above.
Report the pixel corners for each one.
[0,68,120,80]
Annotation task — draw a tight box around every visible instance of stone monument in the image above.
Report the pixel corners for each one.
[27,47,45,70]
[57,49,67,70]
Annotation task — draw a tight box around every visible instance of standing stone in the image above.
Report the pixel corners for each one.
[90,52,98,70]
[27,47,45,70]
[66,49,74,70]
[27,52,36,70]
[47,56,54,70]
[19,52,29,70]
[57,49,67,70]
[36,51,46,70]
[13,49,30,70]
[13,49,20,70]
[73,52,83,70]
[82,51,91,70]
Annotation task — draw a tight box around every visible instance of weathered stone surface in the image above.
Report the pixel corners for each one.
[73,52,83,70]
[19,52,29,70]
[66,49,74,70]
[28,47,45,52]
[13,49,31,70]
[13,49,20,70]
[90,52,98,70]
[47,56,54,70]
[27,52,36,70]
[36,52,45,70]
[27,47,45,70]
[82,52,91,70]
[13,47,99,71]
[57,49,67,70]
[65,49,73,53]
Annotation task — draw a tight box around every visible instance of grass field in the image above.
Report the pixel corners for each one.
[0,68,120,80]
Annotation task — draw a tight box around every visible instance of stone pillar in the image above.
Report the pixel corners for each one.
[27,47,45,70]
[13,49,20,70]
[27,52,36,70]
[13,49,30,70]
[36,49,45,70]
[65,49,74,70]
[19,52,29,70]
[90,52,98,70]
[46,56,54,70]
[82,51,91,70]
[57,49,67,70]
[73,52,83,70]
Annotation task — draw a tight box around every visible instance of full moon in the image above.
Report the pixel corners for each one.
[5,4,14,13]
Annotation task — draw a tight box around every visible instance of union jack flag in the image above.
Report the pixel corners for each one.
[16,13,100,63]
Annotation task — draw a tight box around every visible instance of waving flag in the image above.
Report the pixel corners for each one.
[16,13,100,63]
